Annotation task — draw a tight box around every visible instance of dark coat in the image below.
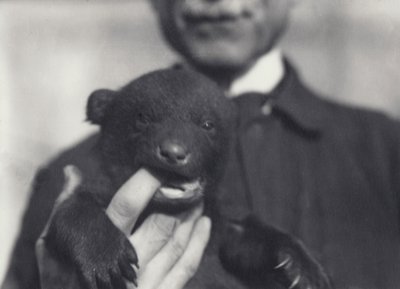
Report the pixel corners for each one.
[3,62,400,289]
[215,62,400,289]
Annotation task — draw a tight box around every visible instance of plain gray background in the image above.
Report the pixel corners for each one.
[1,0,400,283]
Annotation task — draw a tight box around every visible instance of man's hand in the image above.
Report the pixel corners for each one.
[36,165,211,289]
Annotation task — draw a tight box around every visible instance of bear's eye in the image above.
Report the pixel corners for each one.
[201,120,215,131]
[136,112,150,128]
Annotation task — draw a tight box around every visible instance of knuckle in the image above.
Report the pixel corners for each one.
[170,237,186,258]
[151,214,178,236]
[170,264,198,285]
[113,198,136,218]
[182,263,198,278]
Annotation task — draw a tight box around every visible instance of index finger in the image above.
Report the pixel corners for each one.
[106,168,161,235]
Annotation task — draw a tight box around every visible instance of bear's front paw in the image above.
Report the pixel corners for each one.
[274,247,332,289]
[46,196,139,289]
[73,226,138,289]
[219,215,332,289]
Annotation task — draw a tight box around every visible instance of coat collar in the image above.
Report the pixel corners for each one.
[173,59,329,135]
[269,59,329,135]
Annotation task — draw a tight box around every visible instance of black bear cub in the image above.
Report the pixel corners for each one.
[45,69,332,289]
[45,69,235,289]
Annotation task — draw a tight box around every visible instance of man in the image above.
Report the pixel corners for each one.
[151,2,400,287]
[3,0,400,288]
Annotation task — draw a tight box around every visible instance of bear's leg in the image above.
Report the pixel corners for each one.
[45,190,138,289]
[219,215,333,289]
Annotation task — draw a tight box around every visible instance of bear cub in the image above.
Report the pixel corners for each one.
[45,69,235,289]
[45,69,332,289]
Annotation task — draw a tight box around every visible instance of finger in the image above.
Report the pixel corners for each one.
[106,168,161,235]
[36,237,80,289]
[157,216,211,289]
[55,165,82,207]
[129,213,179,267]
[39,165,82,239]
[35,165,83,289]
[137,205,203,289]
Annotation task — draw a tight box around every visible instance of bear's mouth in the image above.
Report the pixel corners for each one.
[154,178,205,201]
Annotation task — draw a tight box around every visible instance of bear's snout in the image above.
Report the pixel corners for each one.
[157,139,190,166]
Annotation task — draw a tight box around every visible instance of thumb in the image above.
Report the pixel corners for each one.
[39,165,82,238]
[35,165,83,288]
[55,165,82,208]
[106,168,161,235]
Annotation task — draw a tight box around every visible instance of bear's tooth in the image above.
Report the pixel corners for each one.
[181,179,201,191]
[159,187,186,199]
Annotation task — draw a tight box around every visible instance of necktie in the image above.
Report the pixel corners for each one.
[218,92,273,220]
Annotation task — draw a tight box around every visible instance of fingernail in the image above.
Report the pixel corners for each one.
[63,165,73,180]
[199,216,212,231]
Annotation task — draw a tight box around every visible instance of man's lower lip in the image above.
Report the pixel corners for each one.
[186,19,241,33]
[186,15,237,23]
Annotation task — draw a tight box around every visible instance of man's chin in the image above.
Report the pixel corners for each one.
[183,44,254,74]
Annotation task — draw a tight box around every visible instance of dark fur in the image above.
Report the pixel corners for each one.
[219,216,333,289]
[45,69,235,289]
[44,69,332,289]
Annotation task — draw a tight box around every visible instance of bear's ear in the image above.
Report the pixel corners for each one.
[86,89,115,125]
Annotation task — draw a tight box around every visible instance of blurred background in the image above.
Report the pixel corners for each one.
[1,0,400,282]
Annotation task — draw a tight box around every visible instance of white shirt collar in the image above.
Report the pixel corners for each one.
[228,49,284,98]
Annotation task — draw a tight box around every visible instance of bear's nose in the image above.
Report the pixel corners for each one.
[158,140,190,165]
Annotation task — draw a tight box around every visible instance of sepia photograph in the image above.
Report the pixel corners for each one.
[1,0,400,288]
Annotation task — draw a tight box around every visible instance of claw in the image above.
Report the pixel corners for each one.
[288,275,301,289]
[125,241,139,267]
[119,258,138,284]
[130,276,138,288]
[274,255,292,269]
